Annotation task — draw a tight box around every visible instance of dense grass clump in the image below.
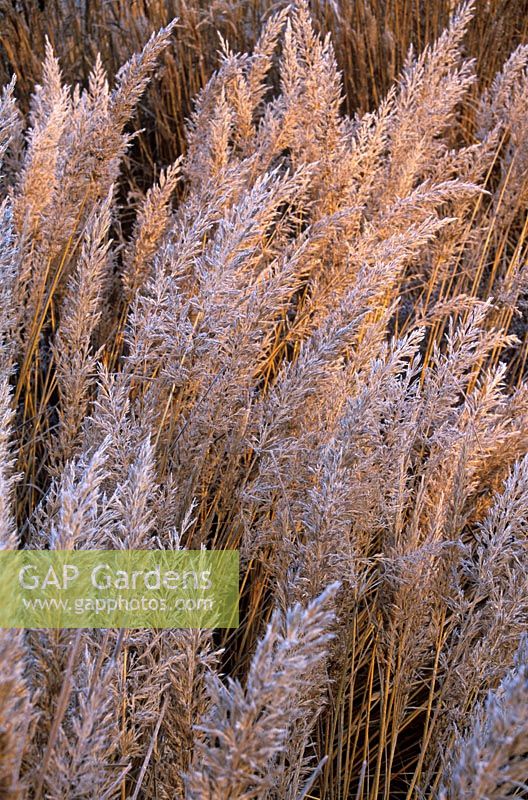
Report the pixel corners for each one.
[1,1,528,797]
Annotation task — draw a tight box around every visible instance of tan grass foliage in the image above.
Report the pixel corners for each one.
[0,0,528,797]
